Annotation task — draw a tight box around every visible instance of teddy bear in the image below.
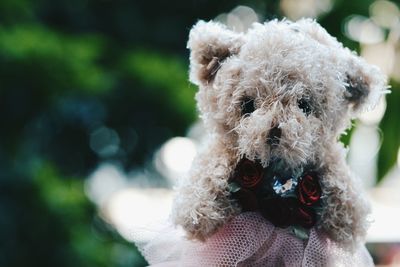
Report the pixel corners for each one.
[167,18,387,266]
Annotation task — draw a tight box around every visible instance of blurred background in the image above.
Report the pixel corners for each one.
[1,0,400,266]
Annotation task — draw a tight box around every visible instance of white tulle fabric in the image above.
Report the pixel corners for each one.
[136,212,373,267]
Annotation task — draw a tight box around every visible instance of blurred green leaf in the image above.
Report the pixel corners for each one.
[377,83,400,183]
[340,120,355,148]
[121,50,196,123]
[0,25,113,94]
[33,162,146,267]
[0,0,33,24]
[34,162,88,217]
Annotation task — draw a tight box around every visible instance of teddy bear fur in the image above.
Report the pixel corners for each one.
[172,18,386,249]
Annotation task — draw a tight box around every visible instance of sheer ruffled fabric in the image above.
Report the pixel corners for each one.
[136,212,373,267]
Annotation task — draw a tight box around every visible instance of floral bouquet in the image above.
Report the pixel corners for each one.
[229,158,322,239]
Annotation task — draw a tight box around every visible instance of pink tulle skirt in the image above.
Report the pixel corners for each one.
[136,212,373,267]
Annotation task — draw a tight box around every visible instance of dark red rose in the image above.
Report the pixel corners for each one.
[297,174,321,206]
[233,188,259,212]
[233,158,263,189]
[260,197,298,227]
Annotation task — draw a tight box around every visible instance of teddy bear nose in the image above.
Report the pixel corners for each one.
[267,127,282,146]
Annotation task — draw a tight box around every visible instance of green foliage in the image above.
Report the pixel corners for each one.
[0,0,34,24]
[0,25,113,94]
[122,50,196,123]
[32,162,146,267]
[34,163,89,219]
[340,121,355,148]
[377,82,400,182]
[0,1,205,266]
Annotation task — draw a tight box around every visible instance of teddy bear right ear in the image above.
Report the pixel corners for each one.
[188,20,244,86]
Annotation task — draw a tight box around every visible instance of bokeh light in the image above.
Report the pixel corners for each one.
[85,163,127,206]
[368,195,400,242]
[344,15,385,44]
[280,0,333,20]
[215,5,260,32]
[102,188,174,243]
[362,42,395,75]
[90,126,121,158]
[160,137,196,174]
[358,97,387,125]
[349,124,381,187]
[370,0,400,28]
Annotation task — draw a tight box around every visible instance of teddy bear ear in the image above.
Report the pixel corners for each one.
[343,74,370,110]
[343,58,387,113]
[187,20,244,86]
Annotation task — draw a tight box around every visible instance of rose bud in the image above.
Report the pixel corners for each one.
[233,158,263,189]
[297,174,321,206]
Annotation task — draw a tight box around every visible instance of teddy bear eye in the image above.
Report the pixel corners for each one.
[241,97,256,116]
[298,98,312,116]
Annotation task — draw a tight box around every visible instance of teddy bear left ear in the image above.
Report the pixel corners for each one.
[187,20,244,86]
[343,59,387,113]
[344,74,370,110]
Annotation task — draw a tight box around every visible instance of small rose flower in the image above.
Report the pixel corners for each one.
[297,174,321,206]
[233,158,263,189]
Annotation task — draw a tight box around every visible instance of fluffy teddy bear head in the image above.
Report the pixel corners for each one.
[188,19,386,170]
